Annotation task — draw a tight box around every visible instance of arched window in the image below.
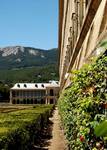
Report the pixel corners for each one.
[41,99,45,104]
[12,99,15,104]
[31,99,33,104]
[23,99,26,104]
[34,99,37,104]
[50,99,54,104]
[27,99,30,104]
[50,89,54,96]
[17,99,19,104]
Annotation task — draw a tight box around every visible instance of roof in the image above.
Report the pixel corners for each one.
[11,81,59,90]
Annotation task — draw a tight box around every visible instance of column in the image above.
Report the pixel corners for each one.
[45,88,48,104]
[48,99,50,104]
[72,13,77,47]
[75,0,79,36]
[67,45,71,63]
[45,98,48,104]
[10,90,12,104]
[77,0,81,34]
[83,0,86,18]
[53,98,56,104]
[79,0,83,27]
[69,27,74,57]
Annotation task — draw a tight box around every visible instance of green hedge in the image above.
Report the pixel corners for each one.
[58,55,107,150]
[0,105,54,150]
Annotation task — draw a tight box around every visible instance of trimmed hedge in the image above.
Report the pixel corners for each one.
[0,105,54,150]
[58,55,107,150]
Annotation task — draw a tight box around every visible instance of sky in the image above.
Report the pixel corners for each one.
[0,0,58,49]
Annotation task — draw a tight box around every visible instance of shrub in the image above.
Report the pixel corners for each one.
[0,105,54,149]
[58,55,107,149]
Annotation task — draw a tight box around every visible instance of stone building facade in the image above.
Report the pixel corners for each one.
[10,81,59,104]
[59,0,107,90]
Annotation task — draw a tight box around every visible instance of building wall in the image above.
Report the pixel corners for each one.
[59,0,107,90]
[10,87,59,104]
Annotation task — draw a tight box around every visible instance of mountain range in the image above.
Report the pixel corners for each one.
[0,46,58,69]
[0,46,58,84]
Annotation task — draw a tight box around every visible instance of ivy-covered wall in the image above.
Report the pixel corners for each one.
[58,52,107,149]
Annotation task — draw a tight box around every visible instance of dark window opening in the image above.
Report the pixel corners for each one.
[27,99,30,104]
[12,91,15,97]
[50,99,54,104]
[41,84,44,88]
[34,99,37,104]
[17,99,19,104]
[37,99,41,104]
[50,89,54,96]
[24,84,27,88]
[31,99,33,104]
[20,100,23,104]
[35,84,38,88]
[17,84,20,88]
[23,99,26,104]
[12,99,15,104]
[41,99,45,104]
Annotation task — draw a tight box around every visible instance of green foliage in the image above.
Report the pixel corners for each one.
[99,40,107,49]
[0,65,59,84]
[0,83,10,101]
[58,55,107,149]
[94,120,107,137]
[0,105,54,150]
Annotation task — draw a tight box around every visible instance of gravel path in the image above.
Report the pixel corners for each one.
[47,107,67,150]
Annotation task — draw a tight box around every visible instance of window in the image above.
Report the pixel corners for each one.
[50,99,54,104]
[41,99,45,104]
[41,90,45,96]
[24,84,27,88]
[41,84,44,88]
[37,91,40,96]
[23,91,26,97]
[27,91,29,97]
[17,99,19,104]
[31,99,33,104]
[12,99,15,104]
[17,84,20,88]
[35,84,38,88]
[50,89,54,96]
[37,99,41,104]
[34,99,37,104]
[27,99,30,104]
[16,91,19,97]
[12,91,16,97]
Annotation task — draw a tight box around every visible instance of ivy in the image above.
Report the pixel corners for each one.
[58,54,107,150]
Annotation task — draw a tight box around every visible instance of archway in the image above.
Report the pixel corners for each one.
[50,99,54,104]
[50,89,54,96]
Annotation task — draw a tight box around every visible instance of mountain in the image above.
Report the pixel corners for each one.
[0,46,58,83]
[0,46,58,69]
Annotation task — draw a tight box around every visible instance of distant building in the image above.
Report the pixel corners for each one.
[59,0,107,90]
[10,81,59,104]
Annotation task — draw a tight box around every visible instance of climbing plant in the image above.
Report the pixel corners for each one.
[58,50,107,149]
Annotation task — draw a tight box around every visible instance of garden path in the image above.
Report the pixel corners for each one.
[47,107,67,150]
